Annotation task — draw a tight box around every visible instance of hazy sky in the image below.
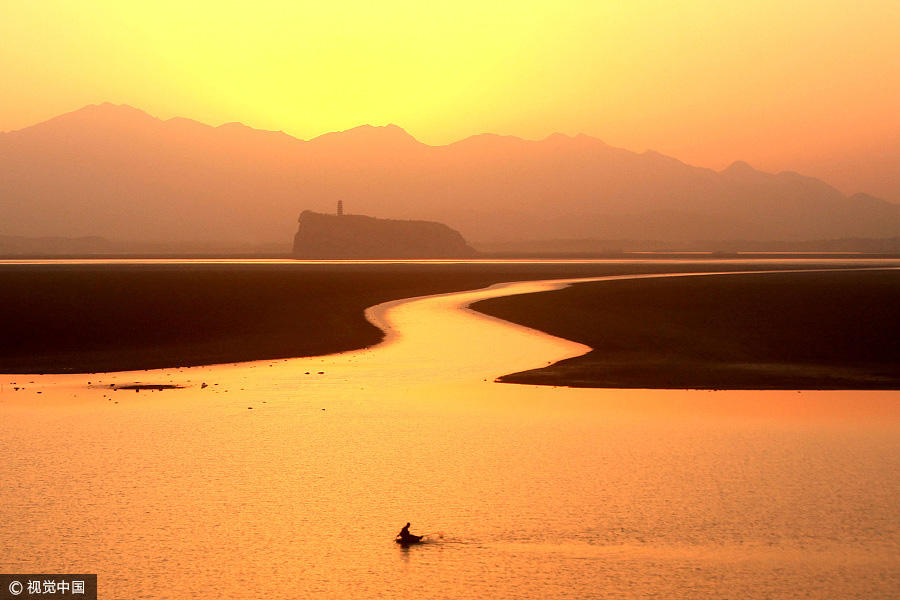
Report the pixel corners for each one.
[2,1,899,174]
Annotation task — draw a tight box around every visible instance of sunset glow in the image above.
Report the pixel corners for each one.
[3,0,898,174]
[3,3,900,597]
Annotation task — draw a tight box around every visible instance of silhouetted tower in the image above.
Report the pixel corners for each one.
[337,200,343,216]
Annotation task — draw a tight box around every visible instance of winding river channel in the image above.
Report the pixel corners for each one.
[2,267,899,599]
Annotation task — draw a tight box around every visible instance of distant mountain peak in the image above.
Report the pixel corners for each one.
[357,123,418,140]
[79,102,156,120]
[722,160,757,175]
[6,102,160,138]
[544,132,572,141]
[348,123,409,135]
[309,123,421,148]
[541,132,613,151]
[92,101,137,111]
[215,121,262,134]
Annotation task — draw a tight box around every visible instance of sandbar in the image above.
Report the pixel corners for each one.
[472,269,900,389]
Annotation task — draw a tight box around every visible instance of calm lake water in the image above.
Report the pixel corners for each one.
[1,267,899,599]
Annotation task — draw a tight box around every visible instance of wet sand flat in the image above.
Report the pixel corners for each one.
[0,262,599,373]
[473,269,900,389]
[0,259,853,374]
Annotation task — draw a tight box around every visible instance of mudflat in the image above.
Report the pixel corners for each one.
[473,269,900,389]
[0,262,894,379]
[0,261,733,374]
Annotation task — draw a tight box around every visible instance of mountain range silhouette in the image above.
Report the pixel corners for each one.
[2,102,898,246]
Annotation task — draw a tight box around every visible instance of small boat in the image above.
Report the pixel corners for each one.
[395,534,423,545]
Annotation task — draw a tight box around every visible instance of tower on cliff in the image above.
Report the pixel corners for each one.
[337,200,343,216]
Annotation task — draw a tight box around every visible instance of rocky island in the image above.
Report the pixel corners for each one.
[292,206,477,259]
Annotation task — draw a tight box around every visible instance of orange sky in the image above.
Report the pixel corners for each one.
[2,1,899,194]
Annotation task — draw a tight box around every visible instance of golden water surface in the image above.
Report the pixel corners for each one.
[1,274,898,599]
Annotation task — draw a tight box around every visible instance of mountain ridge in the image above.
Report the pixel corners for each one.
[1,103,898,246]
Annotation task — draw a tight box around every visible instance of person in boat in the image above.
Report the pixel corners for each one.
[397,523,422,543]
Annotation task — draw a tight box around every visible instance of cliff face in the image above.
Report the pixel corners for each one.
[292,211,477,259]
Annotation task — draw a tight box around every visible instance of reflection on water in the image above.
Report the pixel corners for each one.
[1,273,898,599]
